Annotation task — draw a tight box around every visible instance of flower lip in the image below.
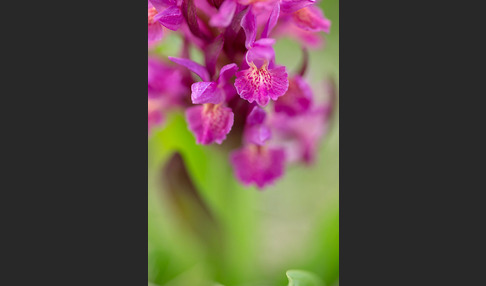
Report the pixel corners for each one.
[235,61,289,107]
[230,144,286,189]
[186,103,234,145]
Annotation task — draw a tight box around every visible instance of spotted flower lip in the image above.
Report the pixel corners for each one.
[235,61,289,107]
[230,144,286,189]
[186,104,235,145]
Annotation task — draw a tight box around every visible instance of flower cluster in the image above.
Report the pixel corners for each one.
[148,0,333,189]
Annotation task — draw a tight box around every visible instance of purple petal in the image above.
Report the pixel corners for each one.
[244,125,271,145]
[148,6,164,42]
[244,106,270,145]
[148,57,186,99]
[168,56,210,82]
[292,6,331,33]
[271,18,324,49]
[245,38,276,68]
[235,64,289,107]
[150,0,176,11]
[230,145,286,189]
[280,0,315,13]
[204,35,225,79]
[191,82,224,104]
[269,107,329,164]
[148,22,163,42]
[216,63,238,100]
[261,2,280,38]
[241,7,256,49]
[186,104,234,145]
[274,75,313,116]
[158,6,183,31]
[246,105,266,125]
[217,63,238,84]
[298,107,329,164]
[209,0,237,27]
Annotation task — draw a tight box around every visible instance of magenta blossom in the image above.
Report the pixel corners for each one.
[274,75,313,116]
[148,0,183,42]
[147,0,333,189]
[169,58,238,145]
[235,39,289,107]
[269,106,330,164]
[272,18,325,48]
[190,63,239,104]
[243,106,272,145]
[234,62,288,106]
[268,2,331,49]
[186,104,234,144]
[234,10,289,107]
[230,106,281,188]
[290,6,330,32]
[230,145,286,189]
[147,57,188,135]
[148,57,186,101]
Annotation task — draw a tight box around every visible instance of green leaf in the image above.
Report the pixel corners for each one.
[286,270,324,286]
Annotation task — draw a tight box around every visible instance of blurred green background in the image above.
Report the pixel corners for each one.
[148,0,339,285]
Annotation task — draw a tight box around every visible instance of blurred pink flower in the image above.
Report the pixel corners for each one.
[230,145,286,189]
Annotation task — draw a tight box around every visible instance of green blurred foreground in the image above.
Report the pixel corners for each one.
[148,1,339,285]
